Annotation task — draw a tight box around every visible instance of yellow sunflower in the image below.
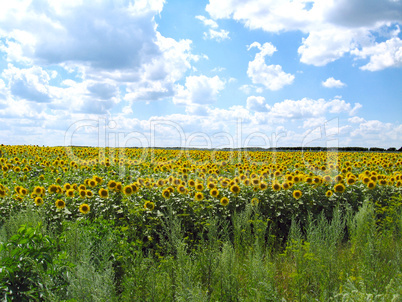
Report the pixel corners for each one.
[98,188,109,199]
[272,182,281,192]
[367,181,376,190]
[123,185,133,196]
[333,183,345,194]
[230,184,240,195]
[220,197,229,206]
[79,203,90,214]
[144,201,155,211]
[194,192,204,201]
[162,188,171,199]
[34,197,44,206]
[55,199,66,209]
[292,190,302,200]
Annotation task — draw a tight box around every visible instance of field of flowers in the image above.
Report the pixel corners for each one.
[0,144,401,301]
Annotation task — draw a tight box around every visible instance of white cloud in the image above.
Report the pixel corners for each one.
[173,75,225,106]
[0,0,199,107]
[196,15,230,41]
[206,0,402,69]
[247,42,294,90]
[196,15,218,28]
[298,28,357,66]
[246,96,270,112]
[322,77,346,88]
[348,116,365,123]
[351,37,402,71]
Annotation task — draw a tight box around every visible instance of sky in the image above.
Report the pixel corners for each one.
[0,0,401,149]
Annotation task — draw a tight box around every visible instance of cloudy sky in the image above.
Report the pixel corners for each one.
[0,0,401,149]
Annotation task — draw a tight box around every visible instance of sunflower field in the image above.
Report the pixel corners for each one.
[0,144,402,301]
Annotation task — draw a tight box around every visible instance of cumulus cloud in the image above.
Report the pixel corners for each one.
[206,0,402,69]
[173,75,226,106]
[196,15,230,41]
[351,37,402,71]
[0,0,199,108]
[247,42,294,90]
[246,96,270,112]
[322,77,346,88]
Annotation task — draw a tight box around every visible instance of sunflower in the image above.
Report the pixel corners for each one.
[210,188,219,198]
[156,179,165,187]
[188,179,196,187]
[66,189,75,198]
[323,175,332,184]
[115,182,122,192]
[194,192,204,201]
[144,201,155,211]
[162,188,171,199]
[48,184,59,194]
[326,190,333,197]
[230,184,240,195]
[220,197,229,206]
[14,186,21,195]
[251,197,259,206]
[292,190,302,199]
[0,189,5,198]
[93,176,103,184]
[33,186,43,196]
[88,179,97,188]
[282,182,290,190]
[86,190,93,198]
[55,199,66,209]
[346,177,356,185]
[177,185,188,194]
[207,182,216,189]
[78,184,86,191]
[79,203,90,214]
[130,183,139,193]
[78,190,86,198]
[272,182,281,192]
[259,182,268,190]
[367,181,376,190]
[34,197,44,206]
[333,183,345,194]
[195,183,204,191]
[123,185,133,196]
[98,188,109,199]
[63,183,72,191]
[108,180,117,190]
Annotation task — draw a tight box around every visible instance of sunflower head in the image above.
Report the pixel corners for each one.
[194,192,204,201]
[144,201,155,211]
[230,184,240,195]
[98,188,109,199]
[210,188,219,197]
[220,197,229,206]
[272,182,281,192]
[123,185,133,196]
[367,181,376,190]
[79,190,86,198]
[79,203,90,214]
[34,197,44,206]
[66,189,75,198]
[162,188,171,199]
[55,199,65,209]
[195,183,204,191]
[251,197,259,206]
[293,190,302,199]
[333,183,345,193]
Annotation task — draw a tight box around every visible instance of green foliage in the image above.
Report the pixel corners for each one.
[0,223,70,301]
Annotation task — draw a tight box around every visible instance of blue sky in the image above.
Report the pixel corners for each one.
[0,0,401,148]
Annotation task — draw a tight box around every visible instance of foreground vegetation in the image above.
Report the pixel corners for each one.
[0,145,401,301]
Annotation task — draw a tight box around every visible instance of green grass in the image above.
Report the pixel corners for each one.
[1,199,402,301]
